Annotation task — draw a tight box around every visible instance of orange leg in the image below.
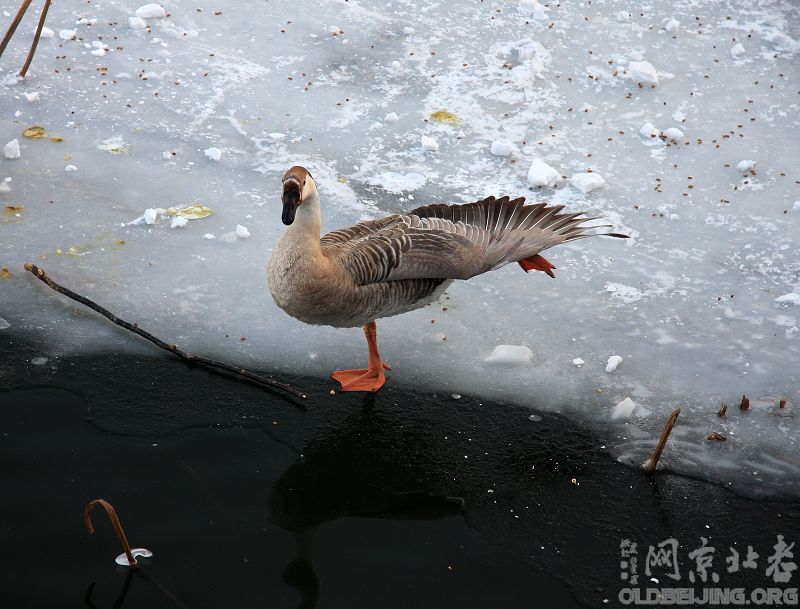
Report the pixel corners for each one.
[331,321,391,392]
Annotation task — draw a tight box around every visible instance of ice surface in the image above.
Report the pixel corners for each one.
[1,0,799,498]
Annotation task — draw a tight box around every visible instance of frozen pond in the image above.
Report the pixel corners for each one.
[1,0,799,497]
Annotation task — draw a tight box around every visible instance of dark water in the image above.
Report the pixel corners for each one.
[1,332,798,608]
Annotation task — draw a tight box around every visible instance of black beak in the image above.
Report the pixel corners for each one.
[282,188,300,225]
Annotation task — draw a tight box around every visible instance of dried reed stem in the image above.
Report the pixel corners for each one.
[83,499,138,569]
[19,0,51,77]
[646,408,681,473]
[0,0,34,59]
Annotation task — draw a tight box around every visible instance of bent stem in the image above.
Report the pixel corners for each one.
[84,499,138,568]
[645,408,681,473]
[0,0,34,60]
[19,0,51,77]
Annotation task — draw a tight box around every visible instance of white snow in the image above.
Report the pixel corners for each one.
[490,141,514,156]
[605,355,624,373]
[484,345,533,365]
[627,61,659,86]
[135,4,166,19]
[611,397,636,421]
[170,216,188,228]
[3,139,20,159]
[204,147,222,161]
[737,159,756,172]
[128,17,147,30]
[526,158,559,188]
[59,29,76,40]
[572,358,585,367]
[775,293,800,306]
[235,224,250,239]
[421,136,439,152]
[570,172,606,194]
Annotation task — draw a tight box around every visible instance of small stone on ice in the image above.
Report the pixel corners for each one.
[611,397,636,421]
[628,60,659,86]
[661,127,684,141]
[204,147,222,161]
[730,43,746,58]
[736,159,755,172]
[605,355,624,373]
[526,158,559,188]
[170,216,188,228]
[235,224,250,239]
[572,358,585,367]
[59,29,76,40]
[4,139,20,159]
[128,16,147,30]
[490,141,514,156]
[484,344,533,365]
[135,4,166,19]
[421,136,439,152]
[570,172,606,194]
[143,208,158,225]
[64,164,78,172]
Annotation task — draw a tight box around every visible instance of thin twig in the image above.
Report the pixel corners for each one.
[24,263,307,400]
[0,0,34,60]
[646,408,681,473]
[84,499,138,569]
[19,0,51,77]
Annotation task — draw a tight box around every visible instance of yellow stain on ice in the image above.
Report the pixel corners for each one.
[23,125,47,138]
[429,110,463,125]
[0,267,13,279]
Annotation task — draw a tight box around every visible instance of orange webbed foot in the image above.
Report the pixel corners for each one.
[331,365,388,392]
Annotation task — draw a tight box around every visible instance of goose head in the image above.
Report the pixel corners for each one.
[281,166,317,226]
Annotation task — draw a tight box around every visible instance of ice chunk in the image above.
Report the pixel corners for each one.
[0,317,10,330]
[59,30,76,40]
[64,165,78,172]
[605,355,624,372]
[128,16,147,30]
[484,345,533,365]
[203,233,215,240]
[518,0,547,20]
[572,358,585,367]
[730,43,746,58]
[115,548,153,566]
[639,123,660,138]
[4,139,20,159]
[143,208,158,225]
[24,91,40,103]
[661,127,684,141]
[736,159,755,172]
[528,414,543,422]
[526,158,559,188]
[204,147,222,161]
[570,172,606,193]
[421,136,439,152]
[31,356,48,365]
[794,201,800,211]
[170,216,188,228]
[775,293,800,306]
[385,112,399,122]
[39,26,54,38]
[616,11,630,23]
[611,397,636,421]
[490,141,514,156]
[135,4,166,19]
[0,182,10,193]
[235,224,250,239]
[91,48,106,57]
[664,19,680,33]
[628,60,659,86]
[220,231,237,243]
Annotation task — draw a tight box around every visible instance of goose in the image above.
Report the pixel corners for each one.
[267,165,627,392]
